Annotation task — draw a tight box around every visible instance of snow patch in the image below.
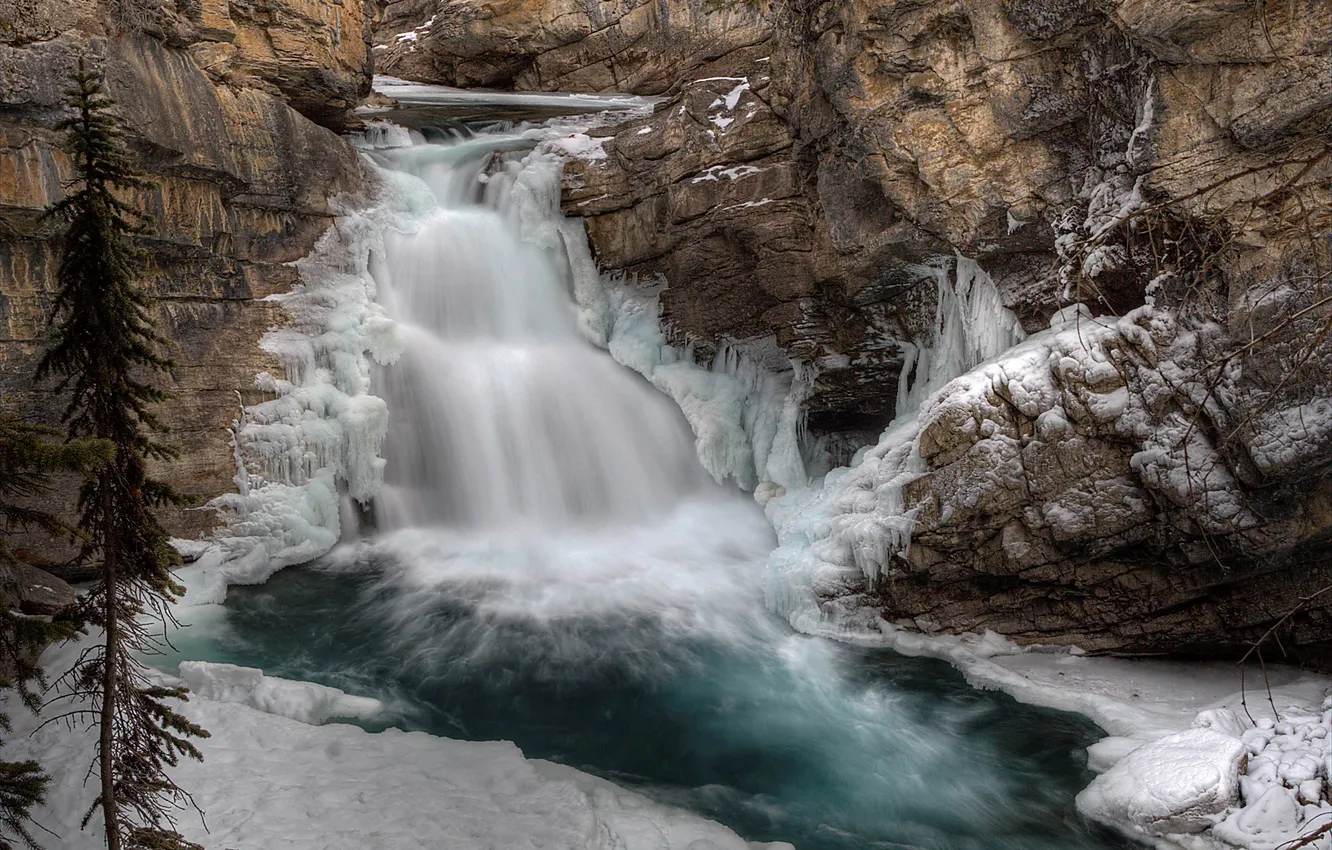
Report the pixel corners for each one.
[10,637,791,850]
[691,164,762,183]
[174,661,383,726]
[550,132,609,161]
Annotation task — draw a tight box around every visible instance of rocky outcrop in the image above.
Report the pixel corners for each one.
[765,0,1332,659]
[1,0,373,131]
[374,0,772,96]
[563,0,1329,438]
[803,303,1332,661]
[0,1,370,549]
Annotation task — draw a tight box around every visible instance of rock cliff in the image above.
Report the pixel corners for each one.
[374,0,772,95]
[384,0,1332,659]
[0,0,370,555]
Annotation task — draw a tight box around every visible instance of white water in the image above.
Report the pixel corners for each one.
[365,137,711,531]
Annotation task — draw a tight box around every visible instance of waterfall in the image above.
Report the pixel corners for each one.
[365,136,710,531]
[158,106,1142,850]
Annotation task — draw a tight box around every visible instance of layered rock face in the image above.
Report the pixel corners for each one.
[374,0,772,95]
[385,0,1332,657]
[0,0,369,554]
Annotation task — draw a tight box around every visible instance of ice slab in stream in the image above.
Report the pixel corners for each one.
[175,660,383,726]
[371,75,660,112]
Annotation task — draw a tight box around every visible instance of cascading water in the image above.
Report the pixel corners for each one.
[365,136,706,530]
[169,119,1134,850]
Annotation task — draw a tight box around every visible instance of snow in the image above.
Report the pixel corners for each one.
[691,164,762,183]
[175,661,383,726]
[1076,728,1247,836]
[8,637,790,850]
[1078,700,1332,850]
[1246,398,1332,474]
[720,198,775,212]
[549,132,609,161]
[391,14,436,49]
[703,79,750,134]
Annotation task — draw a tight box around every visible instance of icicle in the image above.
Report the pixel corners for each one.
[764,254,1027,631]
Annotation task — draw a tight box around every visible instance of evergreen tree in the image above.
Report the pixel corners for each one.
[0,413,107,850]
[37,59,208,850]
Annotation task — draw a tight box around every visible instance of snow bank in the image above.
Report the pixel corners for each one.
[1079,703,1332,850]
[174,661,383,726]
[11,639,790,850]
[1077,728,1247,836]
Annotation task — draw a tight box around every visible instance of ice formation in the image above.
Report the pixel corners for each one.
[174,660,383,726]
[204,159,430,589]
[520,147,814,496]
[583,276,813,495]
[763,256,1027,633]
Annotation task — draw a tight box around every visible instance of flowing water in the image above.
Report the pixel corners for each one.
[174,118,1134,850]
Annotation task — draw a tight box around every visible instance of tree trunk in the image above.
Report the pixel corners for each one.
[99,471,121,850]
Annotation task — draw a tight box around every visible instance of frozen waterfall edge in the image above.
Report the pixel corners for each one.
[195,158,431,600]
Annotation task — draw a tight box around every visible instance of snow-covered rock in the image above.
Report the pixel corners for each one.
[1076,728,1247,836]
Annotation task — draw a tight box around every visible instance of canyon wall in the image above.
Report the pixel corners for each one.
[385,0,1332,659]
[374,0,772,95]
[0,0,372,557]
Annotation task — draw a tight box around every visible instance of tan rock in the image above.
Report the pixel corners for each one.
[1,16,367,552]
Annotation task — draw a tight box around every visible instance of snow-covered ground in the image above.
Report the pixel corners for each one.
[7,627,789,850]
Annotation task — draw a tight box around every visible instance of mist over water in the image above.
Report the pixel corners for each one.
[176,124,1133,849]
